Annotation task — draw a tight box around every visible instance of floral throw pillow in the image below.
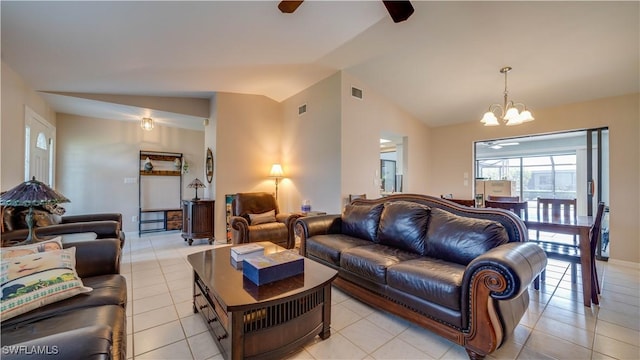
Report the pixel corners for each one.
[0,247,92,320]
[1,237,63,260]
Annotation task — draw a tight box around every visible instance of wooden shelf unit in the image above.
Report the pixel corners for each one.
[139,150,184,236]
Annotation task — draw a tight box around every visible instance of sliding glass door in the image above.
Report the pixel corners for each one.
[475,128,609,256]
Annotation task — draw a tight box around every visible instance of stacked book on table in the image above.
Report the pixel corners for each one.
[231,243,265,262]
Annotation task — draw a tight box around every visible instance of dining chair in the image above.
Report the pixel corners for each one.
[536,197,578,244]
[484,200,529,220]
[348,194,367,202]
[440,196,475,207]
[589,202,606,304]
[533,202,605,294]
[487,195,520,202]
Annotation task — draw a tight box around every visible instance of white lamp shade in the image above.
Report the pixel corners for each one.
[269,164,284,178]
[505,116,523,126]
[503,107,520,121]
[520,110,535,122]
[481,112,500,126]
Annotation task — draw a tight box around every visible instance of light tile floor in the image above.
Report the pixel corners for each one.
[122,232,640,360]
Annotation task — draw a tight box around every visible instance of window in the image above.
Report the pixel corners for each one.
[36,132,48,150]
[477,154,577,201]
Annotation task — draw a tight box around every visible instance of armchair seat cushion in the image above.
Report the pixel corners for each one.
[387,258,465,311]
[248,222,287,243]
[340,244,420,284]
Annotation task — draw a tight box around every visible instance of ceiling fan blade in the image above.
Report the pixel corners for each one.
[382,1,414,23]
[278,0,304,14]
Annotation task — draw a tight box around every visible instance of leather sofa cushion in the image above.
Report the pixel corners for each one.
[387,258,465,311]
[342,203,384,242]
[377,201,430,255]
[426,208,509,265]
[306,234,371,266]
[1,325,113,360]
[0,274,127,328]
[340,244,420,284]
[1,304,126,360]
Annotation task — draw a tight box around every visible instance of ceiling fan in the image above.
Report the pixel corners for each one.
[480,141,520,150]
[278,0,414,23]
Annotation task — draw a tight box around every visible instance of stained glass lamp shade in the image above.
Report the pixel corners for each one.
[188,178,206,201]
[0,177,70,244]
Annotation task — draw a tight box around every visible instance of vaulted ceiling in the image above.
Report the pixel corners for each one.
[2,1,638,130]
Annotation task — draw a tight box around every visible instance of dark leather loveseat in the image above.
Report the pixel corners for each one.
[295,194,546,359]
[1,238,127,360]
[1,208,125,248]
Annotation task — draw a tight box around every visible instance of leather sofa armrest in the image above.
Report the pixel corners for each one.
[230,216,250,244]
[36,221,120,239]
[278,212,303,249]
[1,222,123,248]
[462,242,547,303]
[61,213,122,225]
[64,238,121,277]
[295,215,342,255]
[1,325,113,360]
[276,212,301,226]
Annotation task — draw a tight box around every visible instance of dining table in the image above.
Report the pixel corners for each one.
[524,215,595,307]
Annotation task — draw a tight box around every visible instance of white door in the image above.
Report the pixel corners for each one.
[24,106,55,186]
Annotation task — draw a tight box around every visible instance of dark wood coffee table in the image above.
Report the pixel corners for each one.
[187,242,338,360]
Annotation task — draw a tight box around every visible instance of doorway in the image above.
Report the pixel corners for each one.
[380,133,406,195]
[24,106,56,186]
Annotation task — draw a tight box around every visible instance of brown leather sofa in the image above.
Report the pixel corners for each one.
[295,194,546,359]
[1,207,125,247]
[229,192,301,249]
[1,238,127,360]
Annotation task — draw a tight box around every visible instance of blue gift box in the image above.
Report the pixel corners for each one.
[242,251,304,286]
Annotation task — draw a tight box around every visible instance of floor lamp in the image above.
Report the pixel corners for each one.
[269,164,284,201]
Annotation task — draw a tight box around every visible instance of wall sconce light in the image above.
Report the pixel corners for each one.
[141,117,154,131]
[269,163,284,200]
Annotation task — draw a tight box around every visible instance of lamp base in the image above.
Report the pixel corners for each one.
[192,197,200,201]
[24,206,39,244]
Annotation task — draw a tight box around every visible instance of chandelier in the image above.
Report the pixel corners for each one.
[140,117,154,131]
[480,66,534,126]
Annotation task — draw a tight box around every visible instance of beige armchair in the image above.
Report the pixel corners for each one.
[229,192,301,249]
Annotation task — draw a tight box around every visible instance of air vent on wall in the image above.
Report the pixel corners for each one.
[351,86,363,100]
[298,104,307,116]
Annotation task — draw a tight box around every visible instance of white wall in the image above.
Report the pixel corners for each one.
[1,61,57,190]
[341,72,431,202]
[281,73,343,214]
[209,92,283,241]
[56,113,204,233]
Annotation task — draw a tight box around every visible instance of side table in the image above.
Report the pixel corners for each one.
[181,199,215,245]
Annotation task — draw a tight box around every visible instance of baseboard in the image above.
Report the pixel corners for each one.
[608,258,640,269]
